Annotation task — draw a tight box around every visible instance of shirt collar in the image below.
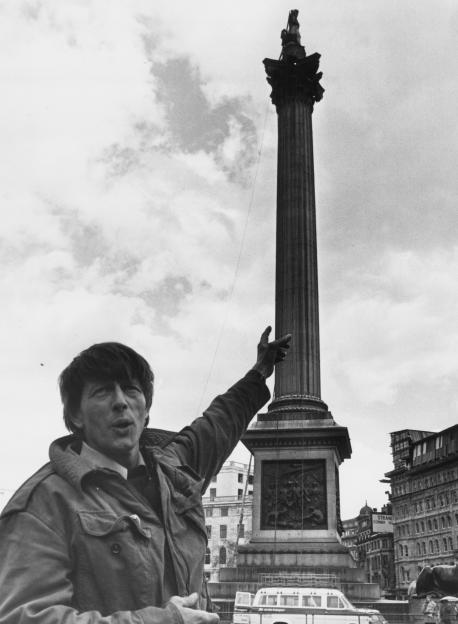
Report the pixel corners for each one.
[80,442,145,479]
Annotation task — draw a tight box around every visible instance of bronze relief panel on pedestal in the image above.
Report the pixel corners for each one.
[260,459,327,530]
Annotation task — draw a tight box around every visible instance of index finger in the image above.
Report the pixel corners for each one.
[271,333,292,347]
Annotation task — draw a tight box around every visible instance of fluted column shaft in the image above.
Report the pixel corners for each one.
[274,95,321,400]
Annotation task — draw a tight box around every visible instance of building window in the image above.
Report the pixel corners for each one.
[219,546,226,565]
[422,542,426,555]
[205,548,211,564]
[248,474,253,485]
[220,525,227,539]
[434,519,438,531]
[429,541,433,553]
[206,525,212,538]
[248,490,253,496]
[211,475,217,483]
[238,523,245,538]
[443,538,447,552]
[205,508,213,517]
[221,507,228,517]
[238,473,243,483]
[435,540,439,553]
[449,537,453,551]
[238,489,243,499]
[209,488,216,500]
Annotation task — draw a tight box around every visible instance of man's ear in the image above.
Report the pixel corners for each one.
[69,410,84,432]
[144,412,150,428]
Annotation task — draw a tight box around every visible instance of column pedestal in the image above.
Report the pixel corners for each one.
[239,415,355,572]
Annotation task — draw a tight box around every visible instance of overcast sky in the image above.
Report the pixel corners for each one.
[1,0,457,519]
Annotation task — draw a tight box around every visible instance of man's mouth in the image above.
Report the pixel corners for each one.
[112,420,133,432]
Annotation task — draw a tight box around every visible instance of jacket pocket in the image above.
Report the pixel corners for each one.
[74,511,163,613]
[165,469,208,544]
[78,510,152,539]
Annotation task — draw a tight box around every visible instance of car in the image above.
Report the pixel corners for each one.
[233,587,389,624]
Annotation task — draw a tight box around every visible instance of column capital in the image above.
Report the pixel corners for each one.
[263,53,324,109]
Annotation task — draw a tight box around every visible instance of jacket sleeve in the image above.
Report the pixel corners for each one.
[0,512,183,624]
[166,370,270,489]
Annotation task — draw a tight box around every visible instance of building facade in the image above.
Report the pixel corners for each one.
[342,503,395,596]
[202,460,253,582]
[385,426,458,598]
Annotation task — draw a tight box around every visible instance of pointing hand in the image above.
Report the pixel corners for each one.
[252,326,292,379]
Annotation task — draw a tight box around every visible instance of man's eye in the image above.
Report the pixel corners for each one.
[93,387,109,396]
[124,385,141,393]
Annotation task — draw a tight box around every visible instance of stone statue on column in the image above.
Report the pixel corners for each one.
[280,9,306,61]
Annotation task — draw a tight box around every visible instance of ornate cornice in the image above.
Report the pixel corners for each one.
[263,53,324,109]
[243,423,352,461]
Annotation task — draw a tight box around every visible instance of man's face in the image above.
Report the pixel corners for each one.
[71,379,148,469]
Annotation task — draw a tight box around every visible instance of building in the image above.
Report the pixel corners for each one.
[341,515,359,561]
[385,426,458,597]
[342,503,395,596]
[202,460,253,582]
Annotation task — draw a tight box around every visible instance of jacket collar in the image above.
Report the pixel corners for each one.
[49,428,177,491]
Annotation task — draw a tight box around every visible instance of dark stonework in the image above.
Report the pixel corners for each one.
[335,465,343,536]
[264,10,324,110]
[260,459,327,530]
[263,54,324,109]
[260,11,327,416]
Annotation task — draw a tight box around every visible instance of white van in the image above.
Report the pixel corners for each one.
[233,587,388,624]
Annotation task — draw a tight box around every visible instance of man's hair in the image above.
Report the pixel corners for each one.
[59,342,154,434]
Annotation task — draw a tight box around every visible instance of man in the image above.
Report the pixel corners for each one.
[423,596,438,624]
[0,326,290,624]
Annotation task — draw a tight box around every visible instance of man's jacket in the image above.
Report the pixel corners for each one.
[0,370,269,624]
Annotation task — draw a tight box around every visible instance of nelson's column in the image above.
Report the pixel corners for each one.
[235,10,365,584]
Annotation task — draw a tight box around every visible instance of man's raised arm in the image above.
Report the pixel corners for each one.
[165,327,291,485]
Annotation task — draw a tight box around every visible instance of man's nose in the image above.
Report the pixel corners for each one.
[112,384,128,410]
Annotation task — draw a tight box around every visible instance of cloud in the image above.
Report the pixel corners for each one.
[321,245,458,431]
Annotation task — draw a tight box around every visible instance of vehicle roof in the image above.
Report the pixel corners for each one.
[256,587,344,594]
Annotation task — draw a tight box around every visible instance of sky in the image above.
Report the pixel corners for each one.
[1,0,457,519]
